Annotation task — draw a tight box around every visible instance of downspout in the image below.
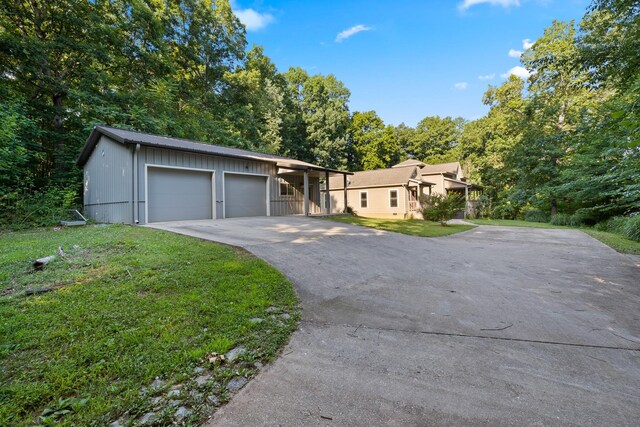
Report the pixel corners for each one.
[133,144,140,224]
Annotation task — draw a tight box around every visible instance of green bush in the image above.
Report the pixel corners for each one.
[595,216,628,233]
[491,204,517,220]
[0,187,79,230]
[550,213,572,226]
[525,209,550,223]
[420,193,464,225]
[622,215,640,242]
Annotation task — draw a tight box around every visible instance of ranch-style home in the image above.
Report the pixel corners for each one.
[325,159,481,218]
[77,126,351,224]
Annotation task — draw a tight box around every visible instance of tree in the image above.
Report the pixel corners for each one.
[514,20,604,215]
[349,111,400,170]
[408,116,463,163]
[284,68,351,169]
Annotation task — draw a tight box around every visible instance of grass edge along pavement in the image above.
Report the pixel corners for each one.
[468,219,640,255]
[0,224,299,426]
[321,215,474,237]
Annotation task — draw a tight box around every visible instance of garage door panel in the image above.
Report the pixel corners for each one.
[224,174,267,218]
[148,167,213,222]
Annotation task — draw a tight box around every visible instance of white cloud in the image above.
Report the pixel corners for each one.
[234,8,274,31]
[454,82,468,90]
[501,66,531,79]
[508,48,523,58]
[478,73,495,80]
[458,0,520,11]
[522,38,535,49]
[335,24,372,42]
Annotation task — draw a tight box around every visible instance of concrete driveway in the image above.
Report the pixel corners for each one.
[148,217,640,426]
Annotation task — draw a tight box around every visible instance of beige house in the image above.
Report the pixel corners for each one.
[325,160,480,218]
[326,165,434,218]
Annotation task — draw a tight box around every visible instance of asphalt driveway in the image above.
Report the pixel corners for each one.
[149,217,640,426]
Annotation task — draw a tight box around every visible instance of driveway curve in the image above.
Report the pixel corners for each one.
[149,217,640,426]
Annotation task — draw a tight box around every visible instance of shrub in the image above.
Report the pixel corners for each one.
[420,193,464,226]
[0,187,79,230]
[569,213,585,227]
[622,215,640,242]
[491,204,517,220]
[525,209,550,223]
[549,213,572,226]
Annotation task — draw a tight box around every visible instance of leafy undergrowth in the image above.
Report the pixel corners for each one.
[322,215,474,237]
[0,225,299,426]
[467,219,570,229]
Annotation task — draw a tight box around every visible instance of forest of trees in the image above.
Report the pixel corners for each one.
[0,0,638,229]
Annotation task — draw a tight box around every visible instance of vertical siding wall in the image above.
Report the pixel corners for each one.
[271,174,322,216]
[83,136,133,224]
[139,146,321,224]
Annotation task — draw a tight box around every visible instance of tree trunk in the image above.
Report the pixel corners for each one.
[550,199,558,216]
[53,93,65,172]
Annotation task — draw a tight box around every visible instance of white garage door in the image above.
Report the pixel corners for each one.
[224,174,268,218]
[147,167,213,223]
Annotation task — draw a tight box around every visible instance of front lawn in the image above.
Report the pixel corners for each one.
[322,215,474,237]
[0,225,298,426]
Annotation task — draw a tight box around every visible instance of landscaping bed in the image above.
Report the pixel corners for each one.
[0,225,299,426]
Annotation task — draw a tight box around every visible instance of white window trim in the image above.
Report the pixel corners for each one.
[359,191,368,209]
[389,188,399,208]
[221,171,271,219]
[144,164,216,224]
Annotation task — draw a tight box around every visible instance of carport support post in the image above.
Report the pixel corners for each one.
[464,185,469,219]
[343,174,348,213]
[325,170,331,214]
[303,170,310,216]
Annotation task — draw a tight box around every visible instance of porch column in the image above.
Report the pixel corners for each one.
[325,170,331,214]
[464,185,469,219]
[303,169,310,216]
[343,174,348,213]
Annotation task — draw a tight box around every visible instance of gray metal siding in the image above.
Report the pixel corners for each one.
[270,175,322,216]
[83,136,133,224]
[224,174,268,218]
[147,167,213,222]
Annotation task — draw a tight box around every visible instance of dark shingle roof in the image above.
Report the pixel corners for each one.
[329,166,427,189]
[392,159,426,168]
[77,126,350,174]
[420,162,462,177]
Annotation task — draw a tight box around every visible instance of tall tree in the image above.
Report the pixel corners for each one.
[349,111,400,170]
[409,116,462,163]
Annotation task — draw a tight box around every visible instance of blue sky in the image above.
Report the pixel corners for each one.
[232,0,591,127]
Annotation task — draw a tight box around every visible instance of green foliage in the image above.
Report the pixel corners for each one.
[407,116,464,163]
[420,193,465,225]
[349,111,401,170]
[525,209,550,223]
[549,213,584,227]
[491,204,518,220]
[0,225,298,425]
[622,215,640,242]
[1,187,78,230]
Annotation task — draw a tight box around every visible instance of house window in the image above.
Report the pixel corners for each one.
[360,191,368,208]
[389,189,398,208]
[280,182,294,196]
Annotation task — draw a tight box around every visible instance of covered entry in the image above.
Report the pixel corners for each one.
[224,173,268,218]
[147,166,214,223]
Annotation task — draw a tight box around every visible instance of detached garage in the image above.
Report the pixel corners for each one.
[77,126,351,224]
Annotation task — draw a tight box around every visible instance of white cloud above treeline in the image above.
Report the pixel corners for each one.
[454,82,468,90]
[335,24,372,42]
[458,0,520,11]
[501,66,531,79]
[234,8,274,31]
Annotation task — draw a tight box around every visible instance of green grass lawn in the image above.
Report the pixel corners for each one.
[0,225,298,426]
[322,215,474,237]
[468,219,640,255]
